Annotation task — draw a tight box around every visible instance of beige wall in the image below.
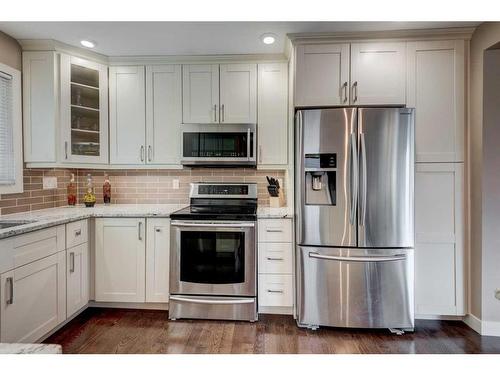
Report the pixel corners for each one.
[469,22,500,321]
[0,30,21,70]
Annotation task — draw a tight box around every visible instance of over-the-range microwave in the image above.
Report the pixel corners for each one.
[181,124,256,167]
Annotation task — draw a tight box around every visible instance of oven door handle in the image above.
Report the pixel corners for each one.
[170,296,254,305]
[171,222,255,228]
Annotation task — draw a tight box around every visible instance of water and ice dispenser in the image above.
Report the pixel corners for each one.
[304,153,337,206]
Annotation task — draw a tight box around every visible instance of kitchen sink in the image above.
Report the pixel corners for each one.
[0,220,37,230]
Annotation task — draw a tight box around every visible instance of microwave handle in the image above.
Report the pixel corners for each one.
[247,128,251,161]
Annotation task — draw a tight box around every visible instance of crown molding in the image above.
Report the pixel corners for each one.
[19,39,109,64]
[288,27,477,45]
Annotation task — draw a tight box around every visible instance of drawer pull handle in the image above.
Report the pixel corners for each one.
[266,229,283,233]
[74,229,82,236]
[6,277,13,304]
[266,257,284,261]
[267,289,284,294]
[70,252,75,273]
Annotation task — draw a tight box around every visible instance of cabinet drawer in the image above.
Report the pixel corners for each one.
[258,219,292,243]
[258,242,293,274]
[258,274,293,307]
[66,220,88,249]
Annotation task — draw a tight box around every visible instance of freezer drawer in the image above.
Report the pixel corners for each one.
[297,246,414,329]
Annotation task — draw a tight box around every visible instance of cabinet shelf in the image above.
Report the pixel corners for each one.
[71,104,100,112]
[71,128,100,134]
[71,81,99,91]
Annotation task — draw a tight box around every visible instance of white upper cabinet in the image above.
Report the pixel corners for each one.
[182,64,219,124]
[95,218,146,303]
[407,40,465,163]
[22,52,58,163]
[60,55,109,164]
[415,163,464,316]
[109,66,146,164]
[350,42,407,105]
[219,63,257,123]
[146,65,182,165]
[257,63,288,165]
[295,43,350,107]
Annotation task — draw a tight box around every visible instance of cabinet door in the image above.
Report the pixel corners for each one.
[0,252,66,343]
[219,63,257,123]
[109,66,146,164]
[60,55,109,164]
[407,40,465,163]
[146,65,182,165]
[67,242,89,317]
[257,63,288,165]
[351,42,406,105]
[95,218,146,303]
[415,163,464,316]
[146,218,170,303]
[22,51,58,163]
[182,64,219,124]
[295,43,350,107]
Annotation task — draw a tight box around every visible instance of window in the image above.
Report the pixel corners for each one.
[0,62,22,194]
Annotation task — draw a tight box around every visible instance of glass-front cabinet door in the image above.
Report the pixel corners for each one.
[60,55,108,163]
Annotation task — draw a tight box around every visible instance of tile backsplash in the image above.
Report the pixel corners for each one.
[0,167,286,215]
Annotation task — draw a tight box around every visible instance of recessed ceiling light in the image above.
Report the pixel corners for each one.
[80,40,95,49]
[261,33,277,45]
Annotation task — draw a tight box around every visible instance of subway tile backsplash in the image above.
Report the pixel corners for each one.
[0,167,286,215]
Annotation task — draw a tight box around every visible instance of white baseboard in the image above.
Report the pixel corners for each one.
[416,314,464,321]
[258,306,293,315]
[463,313,500,337]
[89,301,169,310]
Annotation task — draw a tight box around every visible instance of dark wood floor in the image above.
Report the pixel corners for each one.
[44,308,500,354]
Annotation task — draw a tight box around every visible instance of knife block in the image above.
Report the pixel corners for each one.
[269,191,285,208]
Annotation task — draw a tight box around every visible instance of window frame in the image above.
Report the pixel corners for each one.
[0,62,23,194]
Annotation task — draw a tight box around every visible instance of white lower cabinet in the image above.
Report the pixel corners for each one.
[66,242,89,317]
[95,218,146,303]
[146,218,170,303]
[0,251,66,343]
[258,274,293,307]
[415,163,464,316]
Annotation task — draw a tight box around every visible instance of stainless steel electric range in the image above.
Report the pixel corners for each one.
[169,183,258,322]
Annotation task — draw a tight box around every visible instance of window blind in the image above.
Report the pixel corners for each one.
[0,70,15,186]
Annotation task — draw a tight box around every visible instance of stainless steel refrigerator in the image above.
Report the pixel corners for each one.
[295,107,415,331]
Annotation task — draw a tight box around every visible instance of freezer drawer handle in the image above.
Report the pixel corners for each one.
[308,252,406,262]
[170,296,254,305]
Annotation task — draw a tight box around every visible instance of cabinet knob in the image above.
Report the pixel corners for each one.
[155,228,161,233]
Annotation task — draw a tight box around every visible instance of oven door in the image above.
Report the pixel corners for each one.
[170,221,256,296]
[181,124,256,166]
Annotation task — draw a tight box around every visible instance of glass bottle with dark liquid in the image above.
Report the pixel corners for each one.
[67,173,77,206]
[103,173,111,204]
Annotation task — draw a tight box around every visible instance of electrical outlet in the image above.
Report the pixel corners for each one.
[495,289,500,301]
[42,176,58,190]
[172,179,180,190]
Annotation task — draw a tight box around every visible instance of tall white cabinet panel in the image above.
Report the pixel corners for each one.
[109,66,146,164]
[295,43,350,107]
[257,63,288,166]
[415,163,464,316]
[350,42,406,105]
[0,252,66,343]
[407,40,465,163]
[60,55,109,164]
[95,218,146,303]
[22,51,58,163]
[146,65,182,165]
[146,218,170,303]
[66,242,89,317]
[219,64,257,123]
[182,64,219,124]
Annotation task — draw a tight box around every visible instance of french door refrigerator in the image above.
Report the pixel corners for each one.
[295,107,415,331]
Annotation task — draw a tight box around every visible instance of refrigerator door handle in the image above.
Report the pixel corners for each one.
[349,132,358,225]
[360,132,367,227]
[309,252,406,263]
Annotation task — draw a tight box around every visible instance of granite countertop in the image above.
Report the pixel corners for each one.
[0,343,62,354]
[0,204,294,240]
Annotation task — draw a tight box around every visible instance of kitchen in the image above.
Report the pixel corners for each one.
[1,4,500,367]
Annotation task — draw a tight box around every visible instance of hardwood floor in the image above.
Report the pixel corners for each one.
[44,308,500,354]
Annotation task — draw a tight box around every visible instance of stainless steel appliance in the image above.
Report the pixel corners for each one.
[169,183,257,321]
[181,124,256,167]
[295,107,415,331]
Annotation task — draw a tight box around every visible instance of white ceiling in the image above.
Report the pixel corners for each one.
[0,21,479,56]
